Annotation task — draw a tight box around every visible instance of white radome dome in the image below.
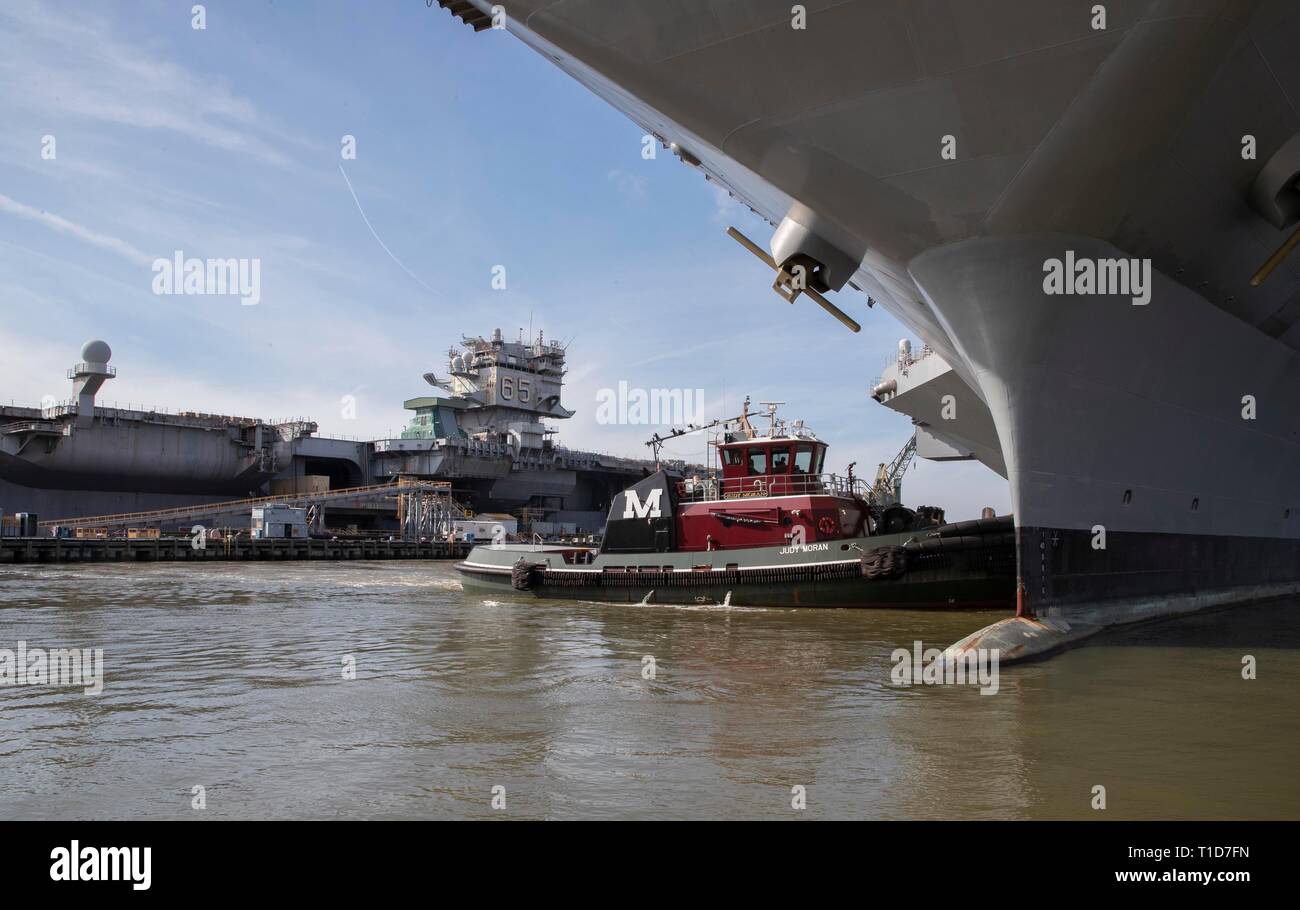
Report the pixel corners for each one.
[81,339,112,363]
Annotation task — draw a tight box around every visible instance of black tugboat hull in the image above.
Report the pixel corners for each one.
[455,525,1016,610]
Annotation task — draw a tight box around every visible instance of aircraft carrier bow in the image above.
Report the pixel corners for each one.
[435,0,1300,652]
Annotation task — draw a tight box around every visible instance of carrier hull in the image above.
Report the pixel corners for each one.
[909,234,1300,620]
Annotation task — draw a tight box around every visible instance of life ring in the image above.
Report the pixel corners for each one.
[817,516,837,536]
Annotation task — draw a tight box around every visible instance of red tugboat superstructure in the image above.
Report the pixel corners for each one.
[665,400,875,552]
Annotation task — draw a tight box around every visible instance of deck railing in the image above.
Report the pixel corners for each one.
[676,472,868,502]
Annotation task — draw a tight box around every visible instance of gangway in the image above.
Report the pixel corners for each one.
[38,480,466,534]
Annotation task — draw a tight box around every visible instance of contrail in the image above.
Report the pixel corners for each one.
[338,164,441,298]
[0,191,153,266]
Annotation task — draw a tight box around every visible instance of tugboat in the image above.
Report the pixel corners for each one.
[455,400,1016,608]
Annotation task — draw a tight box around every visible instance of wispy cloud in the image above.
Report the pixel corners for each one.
[0,0,300,167]
[711,184,744,224]
[0,191,152,265]
[607,168,648,200]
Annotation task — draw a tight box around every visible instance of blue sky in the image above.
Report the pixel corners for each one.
[0,0,1008,518]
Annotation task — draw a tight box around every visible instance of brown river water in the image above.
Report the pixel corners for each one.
[1,561,1297,820]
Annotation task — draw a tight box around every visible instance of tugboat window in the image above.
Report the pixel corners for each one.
[770,446,790,473]
[723,449,743,467]
[748,448,767,475]
[793,445,814,473]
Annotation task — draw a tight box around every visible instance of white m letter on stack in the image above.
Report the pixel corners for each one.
[623,489,663,519]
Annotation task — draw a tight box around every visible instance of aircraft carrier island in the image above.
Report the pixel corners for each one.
[0,331,661,536]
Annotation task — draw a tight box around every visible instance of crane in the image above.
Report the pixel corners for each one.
[872,433,917,507]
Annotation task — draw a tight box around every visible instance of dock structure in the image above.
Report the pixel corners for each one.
[2,479,483,563]
[36,480,464,534]
[0,535,472,564]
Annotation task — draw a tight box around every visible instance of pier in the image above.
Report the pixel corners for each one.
[0,536,472,564]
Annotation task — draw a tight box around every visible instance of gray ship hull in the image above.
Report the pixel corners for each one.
[910,234,1300,619]
[0,477,242,521]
